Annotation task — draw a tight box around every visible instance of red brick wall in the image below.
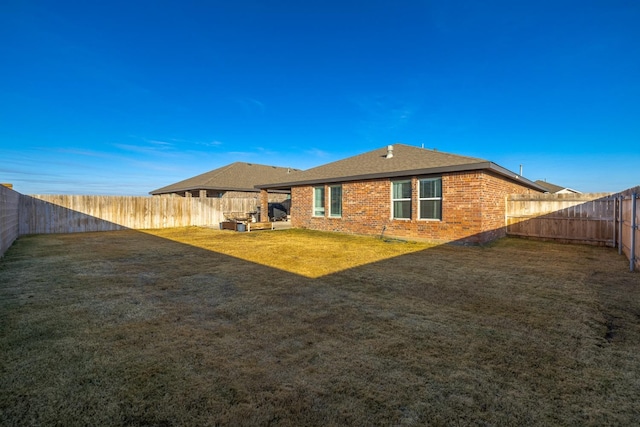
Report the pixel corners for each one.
[477,171,534,242]
[291,171,538,244]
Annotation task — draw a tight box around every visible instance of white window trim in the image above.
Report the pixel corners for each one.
[418,177,442,221]
[313,186,325,217]
[391,179,412,220]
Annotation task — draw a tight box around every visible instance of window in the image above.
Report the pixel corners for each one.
[329,185,342,217]
[419,177,442,220]
[313,186,325,217]
[392,180,412,219]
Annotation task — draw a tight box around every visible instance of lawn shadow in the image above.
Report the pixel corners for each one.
[2,220,639,426]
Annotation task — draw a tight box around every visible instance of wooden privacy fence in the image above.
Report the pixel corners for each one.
[19,195,258,235]
[506,193,615,246]
[616,187,640,272]
[506,187,639,271]
[4,188,639,272]
[0,185,20,257]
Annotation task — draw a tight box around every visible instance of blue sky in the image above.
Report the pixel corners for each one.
[1,0,638,195]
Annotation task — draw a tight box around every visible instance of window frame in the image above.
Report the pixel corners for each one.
[418,177,442,221]
[329,184,342,218]
[313,186,325,217]
[391,179,412,220]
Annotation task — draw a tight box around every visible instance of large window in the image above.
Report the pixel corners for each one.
[329,185,342,217]
[392,180,412,219]
[419,177,442,220]
[313,186,325,217]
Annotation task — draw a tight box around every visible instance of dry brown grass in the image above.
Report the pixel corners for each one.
[1,228,639,426]
[144,227,434,278]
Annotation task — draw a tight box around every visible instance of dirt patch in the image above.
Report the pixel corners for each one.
[1,228,639,426]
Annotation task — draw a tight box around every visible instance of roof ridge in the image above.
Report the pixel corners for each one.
[149,161,301,195]
[391,143,486,161]
[230,161,299,170]
[256,144,545,192]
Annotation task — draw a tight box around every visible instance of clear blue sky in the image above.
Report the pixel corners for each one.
[1,0,638,195]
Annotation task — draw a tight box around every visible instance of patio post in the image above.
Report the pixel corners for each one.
[260,189,269,222]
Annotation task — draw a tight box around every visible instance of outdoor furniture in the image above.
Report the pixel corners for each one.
[221,211,274,232]
[247,222,274,231]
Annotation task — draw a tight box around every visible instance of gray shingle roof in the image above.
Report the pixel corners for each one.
[258,144,546,191]
[534,180,581,194]
[534,180,565,193]
[150,162,300,195]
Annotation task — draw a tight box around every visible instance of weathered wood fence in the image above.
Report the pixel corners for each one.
[1,191,260,257]
[0,185,20,257]
[506,193,615,245]
[3,187,639,272]
[506,187,639,271]
[18,195,258,235]
[617,187,640,272]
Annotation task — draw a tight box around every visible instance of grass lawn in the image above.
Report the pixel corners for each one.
[1,227,639,426]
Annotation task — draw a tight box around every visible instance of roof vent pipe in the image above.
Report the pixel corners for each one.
[386,145,394,159]
[519,164,523,176]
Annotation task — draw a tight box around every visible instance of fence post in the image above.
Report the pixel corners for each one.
[612,196,616,248]
[631,193,637,272]
[618,195,623,255]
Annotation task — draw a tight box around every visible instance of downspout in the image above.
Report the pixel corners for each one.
[631,193,637,272]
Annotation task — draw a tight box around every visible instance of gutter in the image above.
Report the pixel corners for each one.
[149,186,261,195]
[257,162,547,192]
[486,163,547,191]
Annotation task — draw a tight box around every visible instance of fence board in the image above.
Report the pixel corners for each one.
[18,195,258,235]
[0,185,20,257]
[507,189,639,271]
[618,187,640,271]
[506,193,615,246]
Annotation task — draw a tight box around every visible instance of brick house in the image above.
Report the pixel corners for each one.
[257,144,546,244]
[150,162,298,203]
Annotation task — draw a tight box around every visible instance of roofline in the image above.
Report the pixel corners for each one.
[149,186,261,195]
[149,162,301,195]
[149,186,292,195]
[257,162,547,192]
[255,162,492,189]
[486,162,547,191]
[563,188,582,194]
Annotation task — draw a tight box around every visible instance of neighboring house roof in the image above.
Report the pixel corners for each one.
[258,144,546,191]
[150,162,300,195]
[534,180,582,194]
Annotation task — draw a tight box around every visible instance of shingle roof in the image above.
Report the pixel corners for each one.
[534,180,581,194]
[258,144,546,191]
[150,162,300,195]
[534,180,564,193]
